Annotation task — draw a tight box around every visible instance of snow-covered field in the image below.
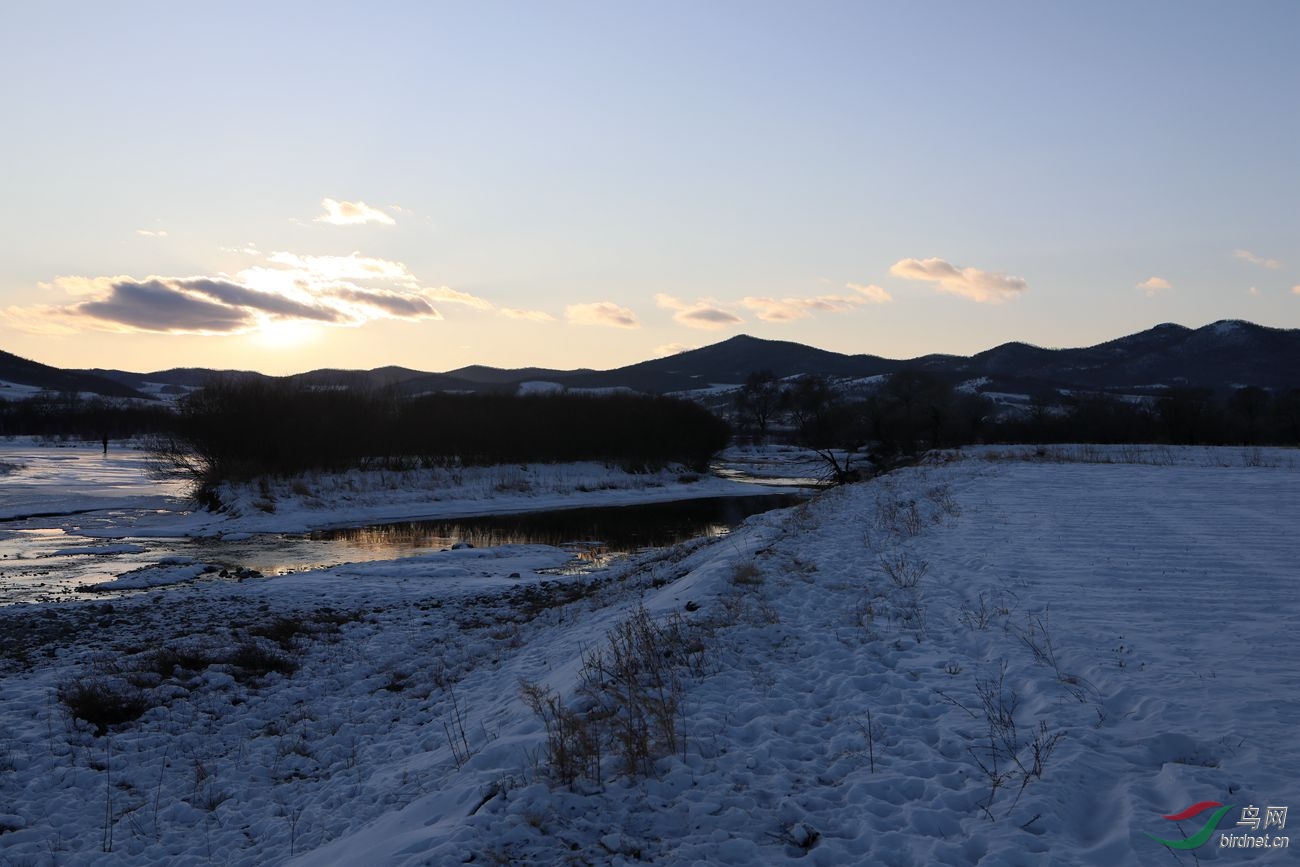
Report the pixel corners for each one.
[1,445,1297,865]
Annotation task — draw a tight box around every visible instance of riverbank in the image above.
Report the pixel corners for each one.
[0,445,1295,864]
[0,440,812,603]
[0,439,813,533]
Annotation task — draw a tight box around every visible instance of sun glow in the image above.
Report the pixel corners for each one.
[249,317,322,349]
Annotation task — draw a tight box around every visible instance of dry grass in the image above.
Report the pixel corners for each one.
[521,606,707,786]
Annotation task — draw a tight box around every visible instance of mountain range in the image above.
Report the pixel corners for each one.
[2,320,1298,405]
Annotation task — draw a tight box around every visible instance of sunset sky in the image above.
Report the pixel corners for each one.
[2,2,1297,375]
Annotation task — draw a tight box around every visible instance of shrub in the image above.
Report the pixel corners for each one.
[730,562,763,586]
[58,677,153,734]
[522,607,705,786]
[229,639,297,682]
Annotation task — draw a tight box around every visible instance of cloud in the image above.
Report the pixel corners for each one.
[325,286,441,318]
[565,302,640,329]
[740,297,814,322]
[1137,276,1172,295]
[7,249,470,335]
[654,294,743,330]
[500,308,556,322]
[740,284,891,323]
[423,286,495,311]
[314,198,396,226]
[174,277,343,322]
[262,251,418,286]
[9,245,525,337]
[1292,285,1300,295]
[75,280,259,333]
[135,229,168,238]
[846,283,893,304]
[889,257,1027,303]
[1234,249,1280,269]
[10,276,350,336]
[654,343,692,357]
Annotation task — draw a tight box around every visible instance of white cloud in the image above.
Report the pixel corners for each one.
[262,251,418,286]
[740,297,813,322]
[889,257,1027,303]
[500,308,556,322]
[1234,249,1281,270]
[654,294,743,330]
[1137,276,1172,295]
[423,286,495,311]
[845,283,893,304]
[740,284,891,323]
[654,343,692,357]
[135,229,168,238]
[314,198,396,226]
[565,302,640,329]
[39,275,120,297]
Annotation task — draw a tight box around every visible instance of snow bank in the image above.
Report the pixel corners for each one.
[2,448,1296,864]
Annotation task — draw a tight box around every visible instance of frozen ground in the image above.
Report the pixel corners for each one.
[0,445,1296,865]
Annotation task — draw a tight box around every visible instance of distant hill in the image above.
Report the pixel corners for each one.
[548,335,901,393]
[4,319,1298,404]
[445,365,592,385]
[945,320,1300,395]
[1,351,150,400]
[85,367,272,390]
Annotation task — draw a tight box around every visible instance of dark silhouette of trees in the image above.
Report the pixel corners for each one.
[778,375,865,483]
[863,371,988,458]
[1157,388,1222,445]
[149,380,731,506]
[0,391,173,440]
[1227,386,1270,444]
[1272,389,1300,444]
[733,370,780,439]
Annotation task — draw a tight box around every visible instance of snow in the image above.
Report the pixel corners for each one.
[0,438,188,521]
[151,460,782,539]
[0,438,782,538]
[80,561,213,591]
[956,377,991,394]
[666,383,742,399]
[1212,319,1247,338]
[517,381,565,395]
[568,386,638,396]
[714,444,843,486]
[1,445,1298,864]
[0,380,47,400]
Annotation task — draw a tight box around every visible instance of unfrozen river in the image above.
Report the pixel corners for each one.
[0,440,807,603]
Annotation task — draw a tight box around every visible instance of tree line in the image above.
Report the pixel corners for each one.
[0,390,174,440]
[148,378,730,504]
[733,369,1300,473]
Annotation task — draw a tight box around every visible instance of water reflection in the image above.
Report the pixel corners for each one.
[312,494,806,557]
[1,493,807,604]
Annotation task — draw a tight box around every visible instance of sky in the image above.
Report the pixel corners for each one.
[1,1,1297,375]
